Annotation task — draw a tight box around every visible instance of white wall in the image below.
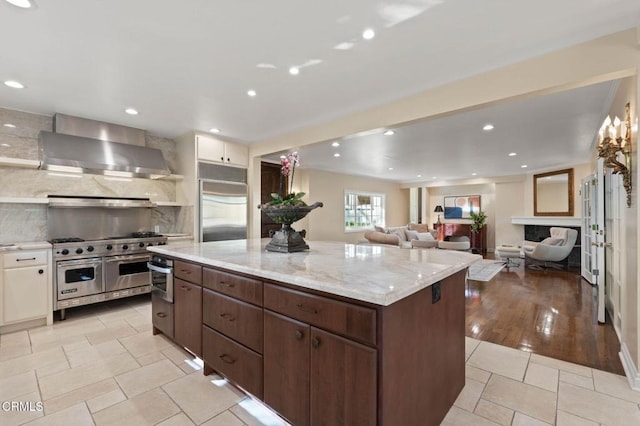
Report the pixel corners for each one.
[494,180,526,246]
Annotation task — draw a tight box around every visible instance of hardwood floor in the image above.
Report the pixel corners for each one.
[465,257,624,375]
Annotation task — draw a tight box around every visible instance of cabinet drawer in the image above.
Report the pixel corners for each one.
[3,250,48,269]
[203,289,263,353]
[151,294,174,339]
[264,283,377,346]
[174,261,202,285]
[203,268,262,305]
[202,325,263,398]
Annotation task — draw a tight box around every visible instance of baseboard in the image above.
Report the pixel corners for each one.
[619,343,640,390]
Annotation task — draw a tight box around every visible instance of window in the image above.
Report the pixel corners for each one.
[344,191,385,232]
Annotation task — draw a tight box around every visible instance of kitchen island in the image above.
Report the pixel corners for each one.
[148,240,480,426]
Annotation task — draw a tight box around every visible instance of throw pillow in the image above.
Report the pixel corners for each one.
[541,237,564,246]
[408,223,429,233]
[405,229,419,241]
[390,228,408,241]
[374,225,388,233]
[417,232,434,241]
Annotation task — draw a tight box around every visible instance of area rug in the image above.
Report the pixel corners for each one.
[467,259,505,282]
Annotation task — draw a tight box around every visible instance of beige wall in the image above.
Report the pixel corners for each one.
[303,169,409,244]
[494,180,526,246]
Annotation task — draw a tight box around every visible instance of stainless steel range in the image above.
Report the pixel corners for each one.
[47,195,168,319]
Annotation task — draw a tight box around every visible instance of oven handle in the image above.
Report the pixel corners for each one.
[105,255,151,263]
[147,262,173,274]
[57,258,103,267]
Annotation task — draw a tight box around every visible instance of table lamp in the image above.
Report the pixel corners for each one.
[434,205,444,224]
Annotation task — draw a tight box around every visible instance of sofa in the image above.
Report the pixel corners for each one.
[364,223,439,248]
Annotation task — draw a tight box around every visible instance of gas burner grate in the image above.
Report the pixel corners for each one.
[50,237,85,244]
[131,231,161,238]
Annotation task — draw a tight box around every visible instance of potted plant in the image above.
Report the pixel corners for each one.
[469,211,487,254]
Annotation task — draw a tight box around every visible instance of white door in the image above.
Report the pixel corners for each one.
[581,175,597,283]
[589,159,606,324]
[604,165,624,335]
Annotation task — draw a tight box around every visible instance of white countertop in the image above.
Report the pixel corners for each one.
[0,241,51,252]
[148,240,481,306]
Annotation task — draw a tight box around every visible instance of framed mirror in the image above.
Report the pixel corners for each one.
[534,168,574,216]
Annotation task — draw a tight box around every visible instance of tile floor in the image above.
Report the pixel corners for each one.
[0,296,638,426]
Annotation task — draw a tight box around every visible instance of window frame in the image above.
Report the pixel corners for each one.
[344,190,386,233]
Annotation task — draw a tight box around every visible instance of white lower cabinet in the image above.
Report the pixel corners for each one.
[1,249,53,329]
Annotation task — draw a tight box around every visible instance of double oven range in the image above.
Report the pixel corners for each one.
[51,233,167,319]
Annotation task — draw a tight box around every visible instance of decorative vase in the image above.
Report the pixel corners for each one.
[260,202,323,253]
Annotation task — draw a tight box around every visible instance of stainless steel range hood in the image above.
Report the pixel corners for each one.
[38,114,171,178]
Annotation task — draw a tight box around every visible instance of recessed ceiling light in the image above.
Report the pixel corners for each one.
[432,176,437,179]
[416,174,422,178]
[209,128,220,134]
[3,123,16,128]
[383,130,395,136]
[334,153,341,158]
[247,89,257,97]
[5,0,34,9]
[521,165,528,168]
[280,155,286,159]
[331,141,340,147]
[471,173,478,176]
[4,80,24,89]
[388,167,393,171]
[289,67,299,75]
[1,143,10,147]
[482,124,494,131]
[362,28,375,40]
[125,108,138,115]
[508,152,517,157]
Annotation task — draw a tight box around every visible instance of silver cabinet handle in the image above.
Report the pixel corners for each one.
[147,263,172,274]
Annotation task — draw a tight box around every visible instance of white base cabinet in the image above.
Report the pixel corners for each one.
[1,249,53,332]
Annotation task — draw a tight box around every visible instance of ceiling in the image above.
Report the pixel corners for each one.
[1,1,639,181]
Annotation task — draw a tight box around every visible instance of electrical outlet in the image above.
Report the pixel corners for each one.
[432,282,441,304]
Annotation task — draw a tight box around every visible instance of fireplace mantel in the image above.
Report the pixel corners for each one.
[511,216,581,227]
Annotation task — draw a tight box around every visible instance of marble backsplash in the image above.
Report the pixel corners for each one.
[0,204,47,243]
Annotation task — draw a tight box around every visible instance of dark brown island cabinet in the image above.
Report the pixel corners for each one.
[153,259,466,426]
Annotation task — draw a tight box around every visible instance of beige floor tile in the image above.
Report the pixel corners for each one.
[482,374,557,424]
[0,370,39,400]
[0,347,68,380]
[592,369,640,404]
[474,399,514,425]
[524,362,559,392]
[92,388,181,426]
[85,323,138,345]
[162,372,245,424]
[556,410,599,426]
[229,398,289,426]
[512,412,552,425]
[559,371,594,390]
[0,330,32,361]
[29,333,90,353]
[24,402,93,426]
[115,359,184,398]
[97,307,144,323]
[64,340,127,368]
[558,382,640,426]
[465,337,481,361]
[86,388,127,413]
[136,351,167,366]
[39,351,139,400]
[43,378,119,414]
[454,377,486,412]
[201,411,246,426]
[467,341,530,381]
[0,344,32,362]
[157,413,197,426]
[0,390,44,426]
[162,345,202,374]
[466,365,491,383]
[118,331,174,357]
[441,405,501,425]
[125,314,153,332]
[530,354,592,378]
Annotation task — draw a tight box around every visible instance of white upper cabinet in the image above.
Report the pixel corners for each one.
[197,135,248,167]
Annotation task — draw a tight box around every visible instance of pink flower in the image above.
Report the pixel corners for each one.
[280,157,292,177]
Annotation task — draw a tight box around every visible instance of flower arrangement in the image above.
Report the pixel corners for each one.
[264,151,308,208]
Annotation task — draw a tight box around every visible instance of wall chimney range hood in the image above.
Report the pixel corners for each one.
[38,114,171,178]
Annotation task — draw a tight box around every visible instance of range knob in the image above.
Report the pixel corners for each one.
[158,241,167,246]
[106,244,113,250]
[122,244,129,250]
[75,248,83,254]
[147,243,154,246]
[138,242,145,248]
[61,249,69,255]
[87,246,94,252]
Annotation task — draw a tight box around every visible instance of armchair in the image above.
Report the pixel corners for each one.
[522,227,578,270]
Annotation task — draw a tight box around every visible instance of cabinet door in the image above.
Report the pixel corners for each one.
[174,278,202,356]
[310,327,377,426]
[3,266,48,323]
[264,310,310,426]
[224,142,248,167]
[197,135,225,163]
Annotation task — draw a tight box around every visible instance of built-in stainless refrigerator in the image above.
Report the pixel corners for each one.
[199,180,248,242]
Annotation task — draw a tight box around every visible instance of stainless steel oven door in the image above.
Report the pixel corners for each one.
[57,257,104,300]
[148,256,173,303]
[104,254,151,292]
